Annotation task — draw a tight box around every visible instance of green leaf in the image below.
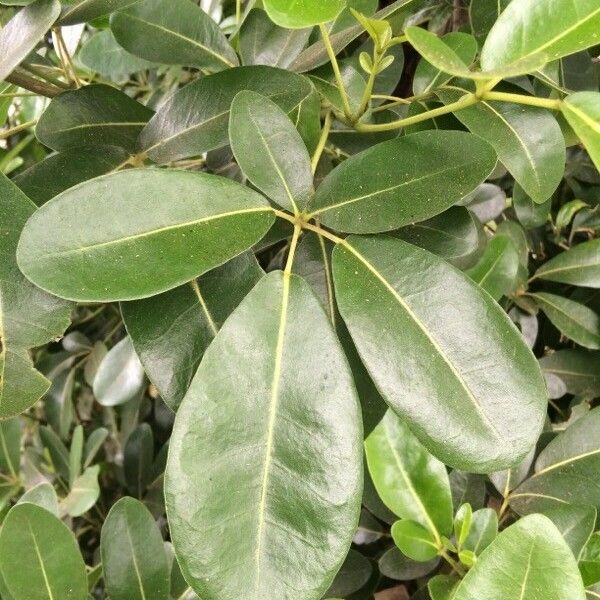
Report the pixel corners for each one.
[466,235,520,301]
[0,0,61,82]
[13,145,128,206]
[413,32,478,95]
[165,271,363,599]
[539,349,600,398]
[110,0,238,71]
[122,252,263,410]
[79,29,155,78]
[229,90,313,212]
[406,26,545,80]
[333,235,547,472]
[325,549,372,598]
[123,423,154,497]
[0,418,20,479]
[481,0,600,76]
[59,0,140,25]
[0,503,88,600]
[263,0,345,28]
[378,546,439,580]
[309,131,497,234]
[513,183,551,229]
[454,503,473,548]
[83,426,108,468]
[39,425,70,481]
[428,574,459,600]
[561,92,600,171]
[0,174,71,419]
[239,9,311,69]
[393,207,484,270]
[60,465,100,517]
[364,410,453,538]
[544,504,596,559]
[533,238,600,288]
[437,85,565,204]
[462,508,498,555]
[453,514,586,600]
[35,84,153,153]
[92,337,145,406]
[511,407,600,514]
[531,292,600,349]
[101,496,170,600]
[391,519,439,561]
[68,424,83,486]
[468,0,510,46]
[138,65,312,164]
[580,532,600,586]
[19,482,59,516]
[17,169,275,302]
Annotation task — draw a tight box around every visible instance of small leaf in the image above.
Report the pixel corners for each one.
[0,503,88,600]
[101,496,170,600]
[263,0,345,28]
[561,92,600,171]
[0,0,61,82]
[454,503,473,548]
[229,90,313,212]
[83,427,108,469]
[462,508,498,555]
[309,130,497,234]
[17,169,275,302]
[93,337,145,407]
[378,546,439,581]
[60,465,100,517]
[391,519,439,562]
[124,423,154,498]
[110,0,238,70]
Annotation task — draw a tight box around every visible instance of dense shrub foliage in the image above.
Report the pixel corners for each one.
[0,0,599,598]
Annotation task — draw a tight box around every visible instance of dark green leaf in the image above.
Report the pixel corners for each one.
[539,349,600,398]
[309,131,497,234]
[325,549,372,598]
[110,0,238,71]
[124,423,154,497]
[533,239,600,288]
[580,532,600,586]
[165,271,363,599]
[59,0,140,25]
[378,546,439,581]
[17,169,274,301]
[544,504,596,559]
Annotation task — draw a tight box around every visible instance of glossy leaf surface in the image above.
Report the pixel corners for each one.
[453,514,586,600]
[333,235,547,472]
[561,92,600,171]
[101,496,170,600]
[533,238,600,287]
[263,0,345,28]
[17,169,274,301]
[309,131,496,234]
[391,520,439,561]
[166,271,363,599]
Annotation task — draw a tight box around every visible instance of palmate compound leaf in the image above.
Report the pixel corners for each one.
[0,174,72,419]
[452,514,586,600]
[16,169,275,302]
[308,130,497,234]
[333,235,547,473]
[165,271,363,600]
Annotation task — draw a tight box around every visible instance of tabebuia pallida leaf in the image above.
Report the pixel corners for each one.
[16,169,275,301]
[166,271,363,599]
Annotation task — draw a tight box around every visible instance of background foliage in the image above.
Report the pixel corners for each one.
[0,0,599,598]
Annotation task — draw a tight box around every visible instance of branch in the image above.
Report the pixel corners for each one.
[4,69,63,98]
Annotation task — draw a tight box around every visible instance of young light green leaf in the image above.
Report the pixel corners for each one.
[229,90,313,212]
[0,174,72,419]
[391,519,439,562]
[533,238,600,288]
[101,496,170,600]
[481,0,600,76]
[35,84,154,153]
[454,503,473,548]
[0,0,61,82]
[110,0,238,71]
[453,514,586,600]
[263,0,345,28]
[438,85,565,204]
[59,0,140,25]
[531,292,600,349]
[364,410,453,538]
[139,66,312,163]
[462,508,498,555]
[561,92,600,171]
[17,169,275,302]
[0,503,88,600]
[511,407,600,514]
[122,252,262,410]
[333,236,547,472]
[309,131,497,234]
[93,336,145,407]
[165,271,363,600]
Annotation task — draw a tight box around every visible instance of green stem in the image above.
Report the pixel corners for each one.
[311,111,332,174]
[4,69,63,97]
[355,92,479,132]
[354,49,381,120]
[21,62,71,90]
[0,120,36,140]
[319,23,353,121]
[482,90,561,110]
[439,549,467,577]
